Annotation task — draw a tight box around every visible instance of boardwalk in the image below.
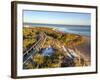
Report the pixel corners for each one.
[23,32,47,64]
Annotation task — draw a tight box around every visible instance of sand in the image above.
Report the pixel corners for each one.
[75,36,91,64]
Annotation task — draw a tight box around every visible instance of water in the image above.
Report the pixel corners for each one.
[42,47,55,56]
[24,23,90,36]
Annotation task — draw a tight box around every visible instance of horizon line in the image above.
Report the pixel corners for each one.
[23,22,90,26]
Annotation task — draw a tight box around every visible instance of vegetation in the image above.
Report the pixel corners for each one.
[24,50,64,69]
[23,28,37,52]
[23,27,89,69]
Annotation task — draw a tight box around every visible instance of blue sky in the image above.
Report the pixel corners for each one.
[23,10,91,25]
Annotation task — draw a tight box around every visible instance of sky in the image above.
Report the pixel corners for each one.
[23,10,91,25]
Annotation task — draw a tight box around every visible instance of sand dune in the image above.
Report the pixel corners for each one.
[75,36,91,65]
